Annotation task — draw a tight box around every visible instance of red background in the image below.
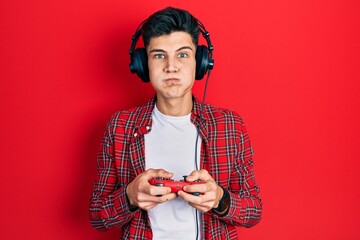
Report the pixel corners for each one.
[1,0,360,239]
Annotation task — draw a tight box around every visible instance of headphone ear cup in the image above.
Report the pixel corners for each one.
[132,48,149,82]
[195,45,209,80]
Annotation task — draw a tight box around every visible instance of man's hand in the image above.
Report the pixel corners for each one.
[126,168,177,211]
[177,169,224,213]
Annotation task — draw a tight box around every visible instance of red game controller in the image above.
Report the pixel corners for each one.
[149,176,204,196]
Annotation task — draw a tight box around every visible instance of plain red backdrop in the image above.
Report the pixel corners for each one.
[1,0,360,239]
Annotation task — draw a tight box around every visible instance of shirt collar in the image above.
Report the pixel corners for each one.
[133,95,209,141]
[191,96,209,142]
[191,95,209,123]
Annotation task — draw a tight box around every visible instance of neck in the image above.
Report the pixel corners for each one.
[156,95,193,117]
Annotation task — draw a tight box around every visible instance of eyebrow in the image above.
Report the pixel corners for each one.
[149,46,194,53]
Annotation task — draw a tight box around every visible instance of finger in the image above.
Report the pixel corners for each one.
[179,186,218,210]
[188,200,215,213]
[138,200,162,211]
[147,193,177,204]
[179,189,214,201]
[145,168,173,180]
[187,169,212,182]
[186,170,200,181]
[149,186,172,196]
[140,193,177,210]
[178,192,211,213]
[183,182,208,193]
[179,192,216,212]
[178,190,203,203]
[163,193,177,201]
[183,177,217,195]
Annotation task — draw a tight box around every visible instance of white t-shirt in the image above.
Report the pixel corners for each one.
[145,104,201,239]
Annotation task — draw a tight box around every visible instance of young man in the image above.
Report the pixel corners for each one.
[89,7,262,239]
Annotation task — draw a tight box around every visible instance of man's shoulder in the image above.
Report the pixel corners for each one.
[204,103,244,124]
[202,104,249,137]
[113,104,148,119]
[107,98,155,128]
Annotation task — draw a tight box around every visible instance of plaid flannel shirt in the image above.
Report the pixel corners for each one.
[89,96,262,239]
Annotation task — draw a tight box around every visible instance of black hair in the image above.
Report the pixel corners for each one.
[141,7,200,48]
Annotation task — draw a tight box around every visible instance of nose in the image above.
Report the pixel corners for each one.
[164,56,179,73]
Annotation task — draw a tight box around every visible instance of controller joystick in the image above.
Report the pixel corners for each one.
[153,182,164,197]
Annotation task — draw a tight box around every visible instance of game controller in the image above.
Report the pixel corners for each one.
[149,176,204,196]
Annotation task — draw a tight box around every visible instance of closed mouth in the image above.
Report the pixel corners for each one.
[165,78,180,81]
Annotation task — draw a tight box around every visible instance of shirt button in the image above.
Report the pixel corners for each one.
[134,133,138,137]
[146,126,151,131]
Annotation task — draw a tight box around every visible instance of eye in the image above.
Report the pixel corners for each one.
[154,54,165,59]
[178,53,188,58]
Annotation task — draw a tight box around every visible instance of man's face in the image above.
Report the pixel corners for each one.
[147,31,196,102]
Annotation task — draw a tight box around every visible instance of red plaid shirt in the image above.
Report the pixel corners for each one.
[89,96,262,239]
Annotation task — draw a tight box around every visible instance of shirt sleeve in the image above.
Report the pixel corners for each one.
[88,113,136,230]
[212,115,262,228]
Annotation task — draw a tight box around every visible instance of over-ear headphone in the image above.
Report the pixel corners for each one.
[129,19,214,83]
